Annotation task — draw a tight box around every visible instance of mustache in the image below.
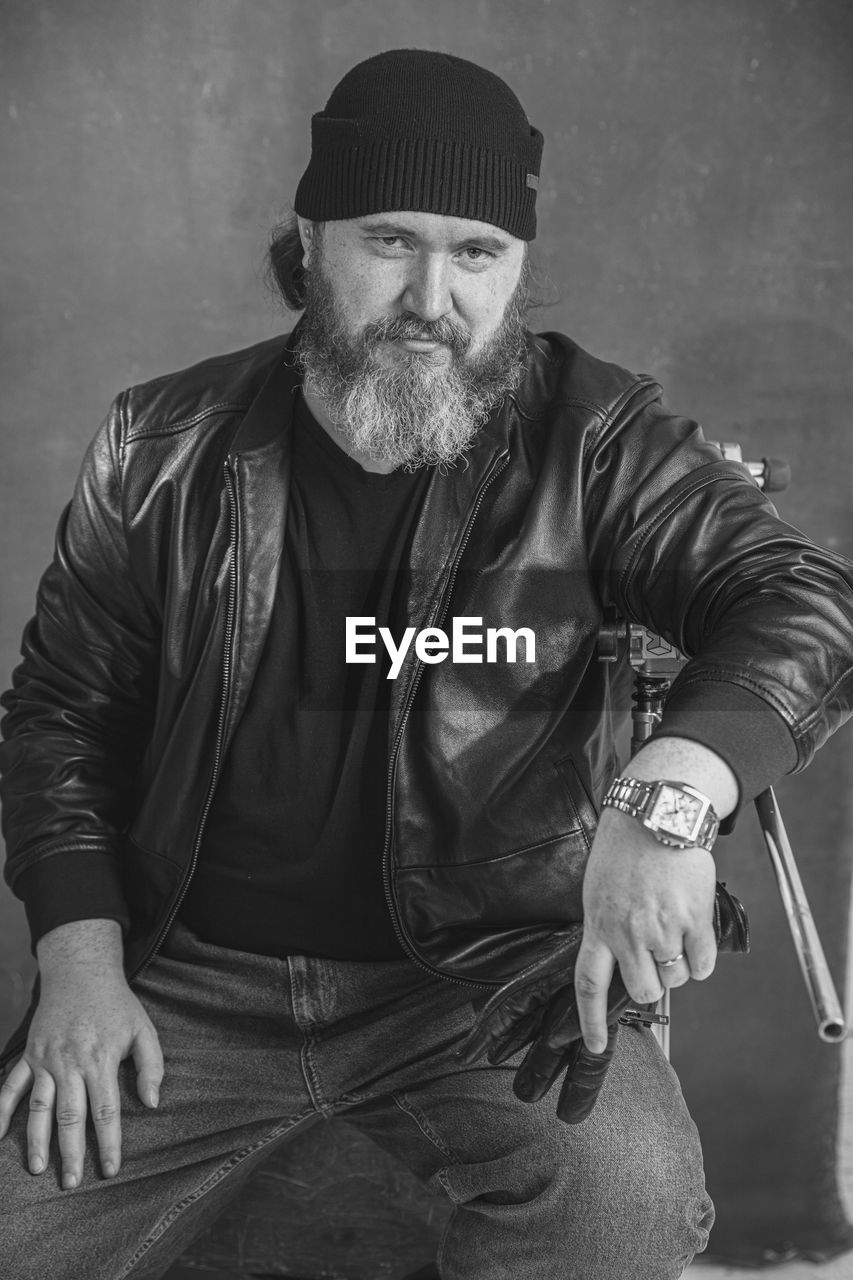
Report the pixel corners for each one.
[362,313,472,354]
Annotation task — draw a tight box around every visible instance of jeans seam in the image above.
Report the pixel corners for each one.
[116,1109,316,1279]
[392,1090,462,1275]
[287,955,331,1115]
[436,1202,460,1277]
[392,1090,458,1165]
[300,1032,334,1115]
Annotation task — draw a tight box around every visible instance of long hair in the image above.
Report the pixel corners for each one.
[266,214,309,310]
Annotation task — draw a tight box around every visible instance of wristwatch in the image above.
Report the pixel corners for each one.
[601,777,720,851]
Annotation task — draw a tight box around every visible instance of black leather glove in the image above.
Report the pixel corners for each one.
[459,881,749,1125]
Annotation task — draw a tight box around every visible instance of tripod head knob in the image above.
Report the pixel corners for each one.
[712,441,791,493]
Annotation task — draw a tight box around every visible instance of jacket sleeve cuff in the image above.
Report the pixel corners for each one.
[13,849,131,952]
[649,680,799,833]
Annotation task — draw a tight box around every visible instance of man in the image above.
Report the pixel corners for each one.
[0,48,850,1280]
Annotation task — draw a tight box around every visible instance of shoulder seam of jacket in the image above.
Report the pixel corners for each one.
[619,462,749,593]
[125,400,253,444]
[581,378,662,464]
[518,395,608,423]
[597,375,661,432]
[512,337,660,427]
[511,379,660,430]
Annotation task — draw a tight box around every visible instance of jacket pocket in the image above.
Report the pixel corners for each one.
[395,831,590,984]
[553,753,606,853]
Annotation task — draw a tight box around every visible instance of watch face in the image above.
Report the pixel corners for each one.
[648,785,703,840]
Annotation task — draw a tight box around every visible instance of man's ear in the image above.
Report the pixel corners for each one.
[296,216,316,266]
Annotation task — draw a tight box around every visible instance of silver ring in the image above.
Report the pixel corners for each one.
[655,952,685,968]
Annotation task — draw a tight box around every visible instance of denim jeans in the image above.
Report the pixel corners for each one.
[0,921,713,1279]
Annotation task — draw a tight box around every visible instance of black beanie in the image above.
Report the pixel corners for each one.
[294,49,543,241]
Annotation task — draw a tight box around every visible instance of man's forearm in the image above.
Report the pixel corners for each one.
[36,918,125,980]
[621,735,738,820]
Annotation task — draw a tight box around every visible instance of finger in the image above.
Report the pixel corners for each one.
[0,1056,33,1138]
[684,926,718,982]
[132,1023,164,1110]
[55,1072,88,1190]
[615,947,664,1011]
[556,1022,619,1125]
[459,928,585,1067]
[514,1041,574,1104]
[26,1069,56,1175]
[652,948,691,990]
[514,1038,579,1105]
[574,935,617,1054]
[511,969,632,1102]
[87,1067,122,1178]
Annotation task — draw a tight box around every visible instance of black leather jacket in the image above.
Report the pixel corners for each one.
[2,329,852,1059]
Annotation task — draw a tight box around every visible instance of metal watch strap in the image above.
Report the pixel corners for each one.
[601,776,719,851]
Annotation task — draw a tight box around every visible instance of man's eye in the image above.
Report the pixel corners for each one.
[460,246,494,264]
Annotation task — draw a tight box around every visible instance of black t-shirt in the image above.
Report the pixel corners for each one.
[179,393,429,958]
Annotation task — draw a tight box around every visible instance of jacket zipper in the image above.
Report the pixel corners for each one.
[131,458,241,978]
[381,451,511,991]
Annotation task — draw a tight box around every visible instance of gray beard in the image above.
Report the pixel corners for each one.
[294,258,529,471]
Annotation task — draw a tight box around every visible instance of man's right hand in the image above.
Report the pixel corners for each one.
[0,919,164,1188]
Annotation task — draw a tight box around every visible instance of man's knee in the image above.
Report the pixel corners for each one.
[448,1030,714,1276]
[564,1072,712,1227]
[439,1098,712,1280]
[541,1027,715,1266]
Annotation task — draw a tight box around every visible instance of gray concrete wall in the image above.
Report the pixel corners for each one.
[1,0,852,1256]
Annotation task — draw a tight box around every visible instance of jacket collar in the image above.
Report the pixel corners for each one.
[227,328,302,458]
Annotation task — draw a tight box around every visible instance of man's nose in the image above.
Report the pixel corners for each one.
[402,255,453,321]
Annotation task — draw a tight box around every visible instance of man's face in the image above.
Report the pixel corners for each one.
[294,211,530,470]
[298,211,527,365]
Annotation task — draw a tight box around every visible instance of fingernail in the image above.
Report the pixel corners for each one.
[103,1161,116,1178]
[29,1156,44,1175]
[62,1173,78,1190]
[589,1040,606,1054]
[148,1087,159,1108]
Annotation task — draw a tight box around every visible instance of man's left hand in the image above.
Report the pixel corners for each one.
[459,737,740,1120]
[575,804,718,1054]
[459,855,747,1122]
